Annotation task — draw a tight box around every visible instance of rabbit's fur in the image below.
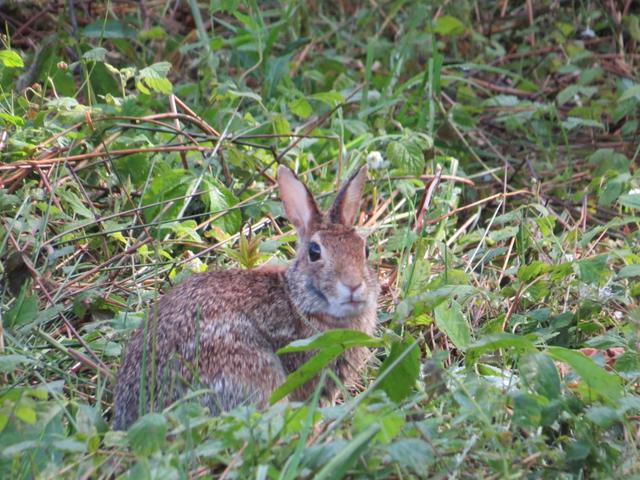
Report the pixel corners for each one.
[112,165,378,429]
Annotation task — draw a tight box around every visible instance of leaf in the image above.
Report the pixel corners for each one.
[82,20,137,39]
[376,337,420,402]
[0,354,34,373]
[618,194,640,209]
[0,112,25,127]
[520,352,561,400]
[467,333,538,361]
[517,261,551,282]
[577,255,609,285]
[618,264,640,278]
[546,346,623,401]
[386,438,435,474]
[15,404,37,424]
[202,178,242,235]
[0,49,24,68]
[5,284,38,329]
[272,330,382,404]
[277,329,382,353]
[127,413,168,457]
[137,62,172,95]
[618,84,640,102]
[434,300,471,350]
[314,423,380,480]
[310,90,344,106]
[83,47,108,62]
[288,97,313,119]
[433,15,465,36]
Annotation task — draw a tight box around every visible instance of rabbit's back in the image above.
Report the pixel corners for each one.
[113,268,299,429]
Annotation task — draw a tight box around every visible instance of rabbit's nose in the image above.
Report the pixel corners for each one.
[345,282,365,299]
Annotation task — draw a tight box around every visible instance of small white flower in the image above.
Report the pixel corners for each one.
[598,285,613,300]
[366,150,384,170]
[628,188,640,195]
[564,254,575,262]
[581,27,596,38]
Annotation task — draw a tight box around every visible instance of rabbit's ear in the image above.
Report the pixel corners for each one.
[329,165,368,226]
[278,165,321,237]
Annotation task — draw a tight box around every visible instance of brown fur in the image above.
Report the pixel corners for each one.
[112,165,378,429]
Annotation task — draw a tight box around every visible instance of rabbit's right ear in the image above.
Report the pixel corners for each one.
[277,165,321,238]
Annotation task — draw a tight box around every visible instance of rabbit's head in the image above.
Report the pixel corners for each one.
[278,165,377,320]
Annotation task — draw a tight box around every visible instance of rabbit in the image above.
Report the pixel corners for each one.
[112,164,378,430]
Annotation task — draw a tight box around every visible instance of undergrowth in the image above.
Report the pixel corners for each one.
[0,1,639,478]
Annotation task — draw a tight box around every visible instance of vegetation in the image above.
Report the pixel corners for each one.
[0,1,639,478]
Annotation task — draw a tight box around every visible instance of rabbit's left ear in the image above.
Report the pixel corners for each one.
[329,165,368,226]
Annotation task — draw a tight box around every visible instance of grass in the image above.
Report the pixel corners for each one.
[0,0,639,478]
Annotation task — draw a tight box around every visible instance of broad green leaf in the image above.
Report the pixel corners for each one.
[0,112,25,127]
[288,97,313,119]
[127,413,168,457]
[15,404,37,424]
[5,285,38,329]
[577,255,609,284]
[310,90,344,106]
[82,20,137,39]
[618,264,640,278]
[433,15,465,36]
[434,300,471,350]
[520,352,561,400]
[467,333,538,358]
[518,261,551,282]
[386,438,435,474]
[202,178,242,235]
[0,49,24,68]
[618,84,640,102]
[618,194,640,209]
[546,346,623,401]
[0,354,34,373]
[83,47,108,62]
[376,337,420,402]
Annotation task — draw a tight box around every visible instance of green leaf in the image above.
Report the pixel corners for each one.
[517,261,551,282]
[314,423,380,480]
[618,264,640,278]
[0,112,26,127]
[0,354,34,373]
[376,337,420,402]
[82,20,137,39]
[83,47,108,62]
[520,352,561,400]
[618,84,640,102]
[202,178,242,235]
[546,346,623,401]
[127,413,168,457]
[277,329,382,353]
[310,90,344,106]
[272,330,381,404]
[288,97,313,119]
[386,438,435,474]
[15,404,37,424]
[5,285,38,329]
[0,49,24,68]
[434,300,471,350]
[618,194,640,209]
[577,255,609,284]
[467,333,538,361]
[137,62,172,95]
[433,15,465,36]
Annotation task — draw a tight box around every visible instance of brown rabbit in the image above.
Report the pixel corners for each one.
[112,164,378,429]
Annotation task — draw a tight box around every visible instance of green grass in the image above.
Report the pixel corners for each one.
[0,1,639,478]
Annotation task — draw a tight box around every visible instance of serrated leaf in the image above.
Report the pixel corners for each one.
[618,264,640,278]
[386,438,435,474]
[127,413,168,457]
[278,329,382,353]
[618,84,640,102]
[577,255,609,284]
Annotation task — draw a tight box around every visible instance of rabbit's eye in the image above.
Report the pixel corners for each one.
[365,245,370,258]
[308,241,321,262]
